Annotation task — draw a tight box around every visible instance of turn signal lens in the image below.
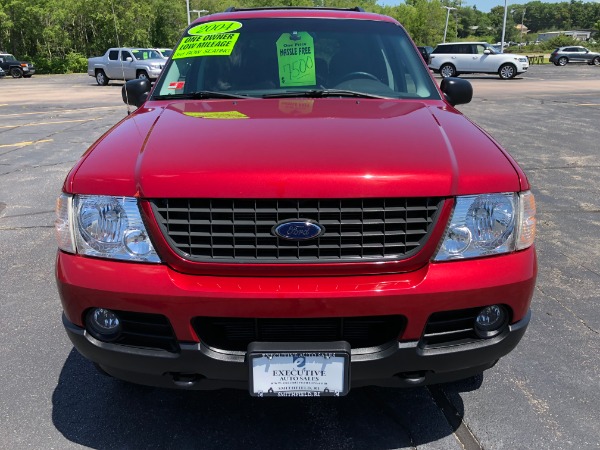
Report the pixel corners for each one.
[55,193,75,253]
[516,191,536,250]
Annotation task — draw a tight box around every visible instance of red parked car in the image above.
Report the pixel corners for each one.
[55,7,537,397]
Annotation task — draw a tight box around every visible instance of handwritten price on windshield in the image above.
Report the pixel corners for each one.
[282,56,314,82]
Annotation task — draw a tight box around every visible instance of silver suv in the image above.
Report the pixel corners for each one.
[429,42,529,79]
[549,46,600,66]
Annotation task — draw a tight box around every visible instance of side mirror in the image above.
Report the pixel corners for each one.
[125,57,133,62]
[122,79,151,108]
[440,77,473,106]
[483,49,492,55]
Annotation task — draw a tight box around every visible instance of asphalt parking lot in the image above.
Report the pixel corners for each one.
[1,65,599,449]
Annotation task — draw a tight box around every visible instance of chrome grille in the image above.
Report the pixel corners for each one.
[150,198,443,263]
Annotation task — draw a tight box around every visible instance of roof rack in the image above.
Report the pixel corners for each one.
[224,6,365,13]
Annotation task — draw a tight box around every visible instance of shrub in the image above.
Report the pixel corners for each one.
[543,35,580,50]
[31,52,88,74]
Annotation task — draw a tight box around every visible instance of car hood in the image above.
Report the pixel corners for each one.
[69,98,524,198]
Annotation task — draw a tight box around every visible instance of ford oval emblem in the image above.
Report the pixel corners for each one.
[273,220,325,241]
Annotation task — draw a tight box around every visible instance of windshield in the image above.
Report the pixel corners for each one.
[4,54,17,62]
[132,49,163,60]
[153,18,439,100]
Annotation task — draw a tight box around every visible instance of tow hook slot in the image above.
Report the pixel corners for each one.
[397,371,429,385]
[170,372,205,388]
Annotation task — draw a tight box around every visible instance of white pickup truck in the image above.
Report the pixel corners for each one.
[88,48,166,85]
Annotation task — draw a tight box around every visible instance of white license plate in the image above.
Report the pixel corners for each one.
[250,351,349,397]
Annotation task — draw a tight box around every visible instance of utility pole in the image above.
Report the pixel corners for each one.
[500,0,508,53]
[443,6,457,43]
[520,7,527,46]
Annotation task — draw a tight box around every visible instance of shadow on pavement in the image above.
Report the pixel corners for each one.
[52,349,475,449]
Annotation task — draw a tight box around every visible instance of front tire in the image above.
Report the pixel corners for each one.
[137,70,149,80]
[591,56,600,66]
[95,70,109,86]
[557,57,568,66]
[439,63,457,78]
[10,67,23,78]
[498,63,517,79]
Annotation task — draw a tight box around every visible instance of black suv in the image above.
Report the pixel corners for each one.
[0,53,35,78]
[550,46,600,66]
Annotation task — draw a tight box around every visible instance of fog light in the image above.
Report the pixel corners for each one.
[474,305,508,338]
[86,308,122,341]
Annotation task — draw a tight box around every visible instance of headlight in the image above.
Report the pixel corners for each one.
[54,194,160,263]
[435,191,535,261]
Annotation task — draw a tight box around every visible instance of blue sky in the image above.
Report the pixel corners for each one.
[378,0,599,13]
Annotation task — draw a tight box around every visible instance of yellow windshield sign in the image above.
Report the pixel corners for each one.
[173,33,240,59]
[188,21,242,35]
[276,32,316,87]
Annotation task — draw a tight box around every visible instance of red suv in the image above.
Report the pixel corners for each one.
[55,7,536,397]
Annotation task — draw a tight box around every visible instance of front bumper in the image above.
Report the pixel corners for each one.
[57,246,536,390]
[63,310,530,390]
[148,68,163,78]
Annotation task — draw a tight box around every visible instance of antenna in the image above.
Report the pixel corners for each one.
[111,0,132,114]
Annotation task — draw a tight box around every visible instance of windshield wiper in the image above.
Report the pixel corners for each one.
[153,91,253,100]
[262,89,390,99]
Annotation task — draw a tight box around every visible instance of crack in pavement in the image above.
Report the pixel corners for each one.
[0,225,54,230]
[504,369,564,441]
[537,209,600,214]
[0,105,122,118]
[0,117,110,157]
[536,285,599,335]
[550,245,600,280]
[0,139,55,156]
[427,386,482,450]
[525,165,600,171]
[0,209,55,220]
[0,160,79,176]
[0,118,101,131]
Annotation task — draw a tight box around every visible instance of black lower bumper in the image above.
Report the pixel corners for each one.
[63,310,530,391]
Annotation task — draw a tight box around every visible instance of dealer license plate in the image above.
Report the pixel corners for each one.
[249,351,349,397]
